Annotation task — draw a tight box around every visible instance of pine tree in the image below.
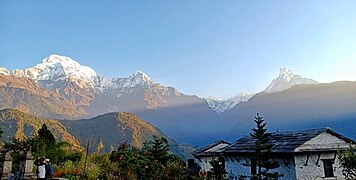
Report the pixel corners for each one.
[142,136,170,164]
[31,123,57,156]
[38,123,56,147]
[250,113,282,180]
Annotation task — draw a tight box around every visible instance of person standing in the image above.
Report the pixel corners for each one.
[45,158,54,179]
[34,157,46,180]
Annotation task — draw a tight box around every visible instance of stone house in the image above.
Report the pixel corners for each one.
[192,140,230,173]
[223,128,355,180]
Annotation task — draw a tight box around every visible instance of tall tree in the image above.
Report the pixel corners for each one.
[142,136,170,164]
[38,123,56,146]
[30,123,58,159]
[250,113,282,180]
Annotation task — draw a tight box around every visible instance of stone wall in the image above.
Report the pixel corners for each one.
[1,152,12,179]
[0,151,35,180]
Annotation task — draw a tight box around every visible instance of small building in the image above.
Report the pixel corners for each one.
[192,140,230,172]
[223,128,355,180]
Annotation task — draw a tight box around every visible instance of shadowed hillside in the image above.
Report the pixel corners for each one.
[62,112,164,152]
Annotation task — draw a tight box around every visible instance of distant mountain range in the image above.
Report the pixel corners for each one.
[1,54,355,146]
[206,92,254,114]
[205,67,319,114]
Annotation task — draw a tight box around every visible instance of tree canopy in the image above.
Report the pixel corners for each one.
[338,146,356,180]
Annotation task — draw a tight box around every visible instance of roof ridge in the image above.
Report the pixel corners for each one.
[192,140,230,156]
[271,127,328,135]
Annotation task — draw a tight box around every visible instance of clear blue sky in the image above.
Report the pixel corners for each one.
[1,1,356,98]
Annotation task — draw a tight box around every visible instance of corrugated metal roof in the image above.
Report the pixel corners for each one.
[224,127,355,154]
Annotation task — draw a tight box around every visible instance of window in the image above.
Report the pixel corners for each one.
[322,159,334,177]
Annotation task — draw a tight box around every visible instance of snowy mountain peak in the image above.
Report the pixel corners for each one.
[42,54,77,64]
[265,67,318,93]
[0,67,10,75]
[132,70,151,82]
[279,67,294,81]
[206,92,254,114]
[127,70,152,87]
[39,54,97,78]
[100,70,153,90]
[10,54,99,89]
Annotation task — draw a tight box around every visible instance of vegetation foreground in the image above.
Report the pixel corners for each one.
[1,124,199,179]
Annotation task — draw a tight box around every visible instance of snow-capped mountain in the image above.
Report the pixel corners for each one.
[206,92,254,114]
[100,70,153,90]
[95,69,180,110]
[264,67,318,93]
[8,54,161,93]
[10,55,99,89]
[0,68,10,75]
[2,56,320,114]
[4,54,187,110]
[206,67,317,113]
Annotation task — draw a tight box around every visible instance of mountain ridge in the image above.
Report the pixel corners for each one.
[2,55,319,113]
[2,54,344,146]
[205,92,254,114]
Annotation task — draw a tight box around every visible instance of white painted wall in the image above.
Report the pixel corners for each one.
[294,152,346,180]
[225,156,296,180]
[225,156,251,180]
[197,156,214,172]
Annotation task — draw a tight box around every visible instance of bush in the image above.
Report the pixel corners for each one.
[338,146,356,180]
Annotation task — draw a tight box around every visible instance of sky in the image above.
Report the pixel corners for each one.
[1,1,356,99]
